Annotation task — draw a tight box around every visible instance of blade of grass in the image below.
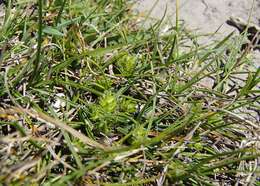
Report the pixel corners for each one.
[30,0,43,85]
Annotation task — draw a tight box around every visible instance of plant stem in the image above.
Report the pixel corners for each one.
[55,0,67,25]
[31,0,43,84]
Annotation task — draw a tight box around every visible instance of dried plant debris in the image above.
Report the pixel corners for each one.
[227,16,260,51]
[0,1,259,185]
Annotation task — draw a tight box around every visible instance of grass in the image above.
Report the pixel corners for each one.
[0,0,259,185]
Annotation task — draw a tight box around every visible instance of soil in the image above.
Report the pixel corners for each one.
[135,0,260,38]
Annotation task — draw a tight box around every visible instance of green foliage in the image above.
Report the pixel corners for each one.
[0,0,259,185]
[95,76,113,90]
[99,92,117,113]
[120,98,137,113]
[116,54,137,77]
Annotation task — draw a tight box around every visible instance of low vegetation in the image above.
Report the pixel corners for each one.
[0,0,259,185]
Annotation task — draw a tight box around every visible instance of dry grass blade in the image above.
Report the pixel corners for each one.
[218,108,260,130]
[1,107,108,150]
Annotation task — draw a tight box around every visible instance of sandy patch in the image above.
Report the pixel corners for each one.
[135,0,260,36]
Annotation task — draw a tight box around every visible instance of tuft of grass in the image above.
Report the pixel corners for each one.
[0,0,259,185]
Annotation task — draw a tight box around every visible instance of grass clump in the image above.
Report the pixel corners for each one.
[0,0,259,185]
